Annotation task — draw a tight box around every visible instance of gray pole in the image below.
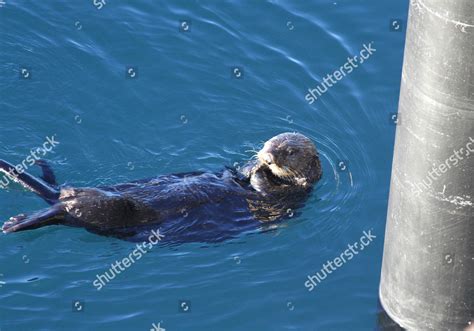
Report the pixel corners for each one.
[380,0,474,330]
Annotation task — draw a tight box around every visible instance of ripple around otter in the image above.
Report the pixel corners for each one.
[0,0,406,330]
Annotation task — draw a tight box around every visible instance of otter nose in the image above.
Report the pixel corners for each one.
[261,152,274,165]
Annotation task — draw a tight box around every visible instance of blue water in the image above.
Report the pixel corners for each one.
[0,1,409,330]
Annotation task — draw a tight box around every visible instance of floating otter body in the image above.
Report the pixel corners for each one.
[1,133,322,243]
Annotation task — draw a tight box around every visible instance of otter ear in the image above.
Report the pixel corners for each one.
[295,177,308,187]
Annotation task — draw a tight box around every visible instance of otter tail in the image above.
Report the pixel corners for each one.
[2,205,65,233]
[0,159,60,204]
[34,159,58,187]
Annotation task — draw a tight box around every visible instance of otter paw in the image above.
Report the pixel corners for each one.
[2,214,28,231]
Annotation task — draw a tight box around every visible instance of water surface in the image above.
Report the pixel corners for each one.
[0,1,408,330]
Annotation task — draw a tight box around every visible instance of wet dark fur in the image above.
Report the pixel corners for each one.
[1,133,322,243]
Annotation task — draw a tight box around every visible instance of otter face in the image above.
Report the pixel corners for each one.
[256,132,322,188]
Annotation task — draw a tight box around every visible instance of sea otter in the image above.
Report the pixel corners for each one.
[0,132,322,243]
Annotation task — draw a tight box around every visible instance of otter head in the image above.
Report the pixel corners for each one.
[252,132,322,191]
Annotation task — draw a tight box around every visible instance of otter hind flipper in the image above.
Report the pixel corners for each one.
[35,159,58,187]
[2,205,65,233]
[0,159,59,204]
